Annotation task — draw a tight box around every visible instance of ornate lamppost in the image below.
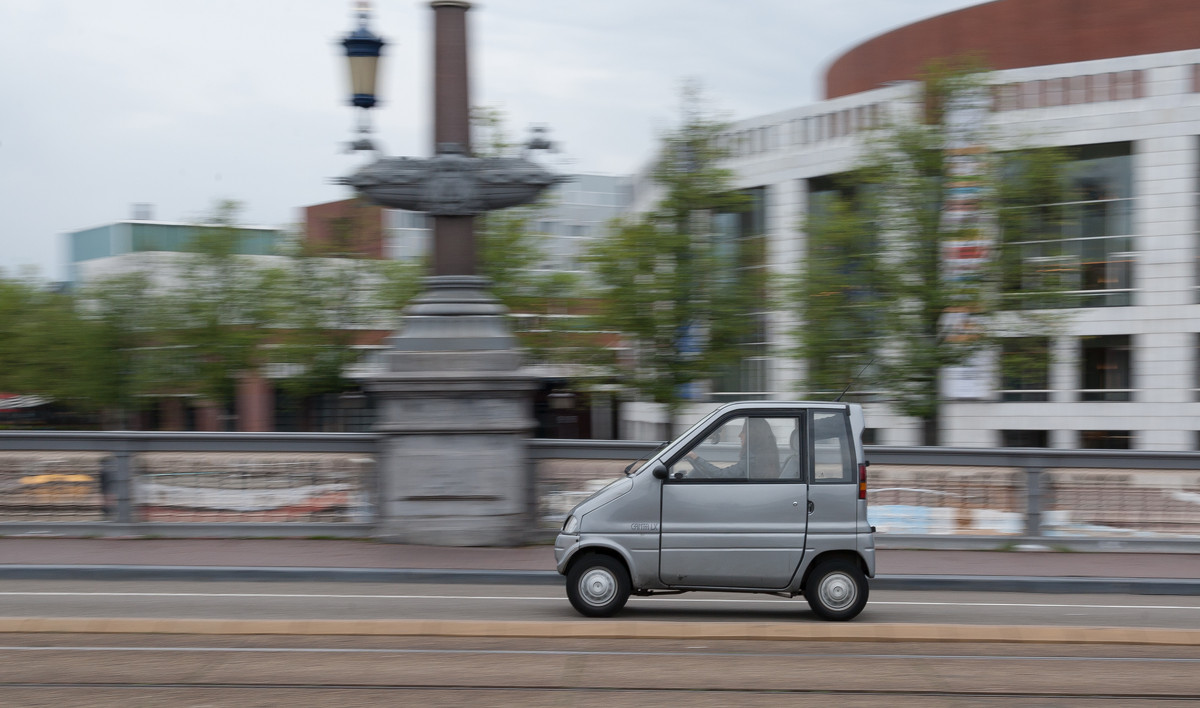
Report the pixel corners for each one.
[341,1,385,152]
[337,1,565,546]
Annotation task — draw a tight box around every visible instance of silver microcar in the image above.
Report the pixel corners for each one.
[555,401,875,621]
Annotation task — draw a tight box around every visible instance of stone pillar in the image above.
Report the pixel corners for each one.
[366,2,538,546]
[369,277,538,546]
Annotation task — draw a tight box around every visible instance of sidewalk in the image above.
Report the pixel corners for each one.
[0,537,1198,594]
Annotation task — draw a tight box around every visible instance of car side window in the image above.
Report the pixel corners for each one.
[668,416,801,482]
[811,410,854,484]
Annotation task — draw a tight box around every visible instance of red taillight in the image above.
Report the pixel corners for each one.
[858,463,867,500]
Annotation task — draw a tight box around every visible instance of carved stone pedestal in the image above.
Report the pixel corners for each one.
[368,276,538,546]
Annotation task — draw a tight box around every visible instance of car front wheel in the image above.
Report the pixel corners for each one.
[805,558,869,621]
[566,553,631,618]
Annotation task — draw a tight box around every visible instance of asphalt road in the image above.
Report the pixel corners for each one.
[3,634,1199,706]
[3,579,1200,629]
[4,580,1199,705]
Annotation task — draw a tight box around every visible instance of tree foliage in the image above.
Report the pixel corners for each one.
[0,199,421,430]
[269,242,419,411]
[585,83,766,433]
[150,201,283,416]
[471,105,590,364]
[795,60,1069,444]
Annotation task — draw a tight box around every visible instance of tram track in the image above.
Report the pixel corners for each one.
[2,638,1198,703]
[1,680,1196,702]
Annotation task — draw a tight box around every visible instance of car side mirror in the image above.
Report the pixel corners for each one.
[650,462,668,480]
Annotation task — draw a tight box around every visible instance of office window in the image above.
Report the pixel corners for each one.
[1068,76,1087,105]
[1080,335,1132,401]
[1021,81,1041,109]
[709,187,770,400]
[1195,333,1200,401]
[999,337,1051,401]
[996,83,1019,112]
[1001,430,1049,447]
[1080,430,1132,449]
[1113,70,1139,100]
[1044,78,1064,107]
[1001,142,1134,308]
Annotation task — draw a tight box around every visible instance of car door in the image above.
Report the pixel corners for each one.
[806,408,860,548]
[658,414,806,589]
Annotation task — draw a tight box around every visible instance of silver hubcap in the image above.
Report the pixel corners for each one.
[818,571,857,611]
[579,567,617,606]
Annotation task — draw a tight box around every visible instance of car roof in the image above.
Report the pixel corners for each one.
[713,400,853,413]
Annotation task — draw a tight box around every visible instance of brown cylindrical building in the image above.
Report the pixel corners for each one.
[825,0,1200,99]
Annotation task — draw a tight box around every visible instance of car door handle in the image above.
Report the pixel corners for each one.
[808,501,815,514]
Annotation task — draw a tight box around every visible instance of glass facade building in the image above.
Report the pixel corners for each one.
[66,221,283,284]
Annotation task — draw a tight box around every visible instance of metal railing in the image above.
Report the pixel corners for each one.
[0,432,376,538]
[2,432,1199,550]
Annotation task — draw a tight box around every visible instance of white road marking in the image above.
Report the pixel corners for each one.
[0,591,1198,611]
[0,645,1197,662]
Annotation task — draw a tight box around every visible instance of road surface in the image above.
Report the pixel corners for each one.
[2,579,1200,628]
[2,580,1198,705]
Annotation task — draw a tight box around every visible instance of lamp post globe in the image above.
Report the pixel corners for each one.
[341,1,385,111]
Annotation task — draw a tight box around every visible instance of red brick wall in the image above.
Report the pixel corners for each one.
[303,198,386,259]
[826,0,1200,99]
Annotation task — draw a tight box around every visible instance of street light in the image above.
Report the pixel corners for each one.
[341,1,385,151]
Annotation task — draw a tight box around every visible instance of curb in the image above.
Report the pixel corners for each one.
[0,617,1197,646]
[3,565,1200,595]
[875,574,1200,595]
[0,565,559,585]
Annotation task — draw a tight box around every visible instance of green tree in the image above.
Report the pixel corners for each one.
[585,84,766,435]
[269,237,420,426]
[795,61,1068,444]
[77,271,163,427]
[152,200,282,427]
[471,105,589,363]
[0,273,129,426]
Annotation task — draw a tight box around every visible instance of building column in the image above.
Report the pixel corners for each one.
[161,398,186,431]
[237,371,274,432]
[195,402,223,432]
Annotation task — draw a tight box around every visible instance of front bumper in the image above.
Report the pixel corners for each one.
[554,533,578,574]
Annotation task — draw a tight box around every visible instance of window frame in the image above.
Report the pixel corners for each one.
[664,413,805,485]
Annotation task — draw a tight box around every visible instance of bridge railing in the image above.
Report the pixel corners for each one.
[0,432,376,537]
[2,432,1198,549]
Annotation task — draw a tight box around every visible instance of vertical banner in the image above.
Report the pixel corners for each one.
[939,87,993,400]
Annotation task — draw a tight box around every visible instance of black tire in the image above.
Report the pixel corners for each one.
[804,558,869,621]
[565,553,631,618]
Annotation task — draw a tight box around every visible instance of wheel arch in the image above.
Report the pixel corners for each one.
[800,550,871,591]
[562,541,634,579]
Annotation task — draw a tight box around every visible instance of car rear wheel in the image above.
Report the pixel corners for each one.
[805,558,869,621]
[566,553,630,618]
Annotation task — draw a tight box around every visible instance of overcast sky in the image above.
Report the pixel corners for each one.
[0,0,983,281]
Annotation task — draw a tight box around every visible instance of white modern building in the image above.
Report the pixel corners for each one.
[632,0,1200,450]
